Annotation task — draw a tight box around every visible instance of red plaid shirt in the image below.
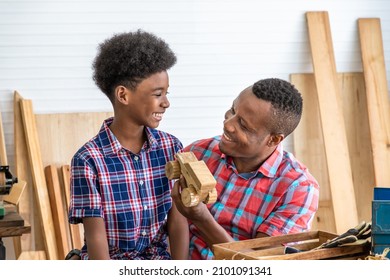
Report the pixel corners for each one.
[185,136,319,260]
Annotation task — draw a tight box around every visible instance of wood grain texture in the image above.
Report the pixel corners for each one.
[339,73,375,222]
[20,99,58,259]
[45,165,71,259]
[35,112,112,168]
[306,11,358,233]
[358,18,390,187]
[0,101,7,165]
[17,250,46,260]
[291,73,335,233]
[3,180,27,206]
[292,72,375,229]
[13,91,37,257]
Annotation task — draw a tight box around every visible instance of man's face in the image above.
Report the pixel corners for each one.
[219,87,273,167]
[126,71,170,129]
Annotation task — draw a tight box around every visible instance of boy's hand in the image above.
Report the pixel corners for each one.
[171,176,210,222]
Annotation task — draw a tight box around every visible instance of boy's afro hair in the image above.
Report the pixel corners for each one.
[92,30,177,99]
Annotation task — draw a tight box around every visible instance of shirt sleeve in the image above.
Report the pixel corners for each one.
[257,175,319,237]
[68,155,103,224]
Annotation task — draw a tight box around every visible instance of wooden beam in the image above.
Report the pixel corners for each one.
[291,73,335,232]
[13,91,37,257]
[306,11,358,233]
[45,165,71,259]
[358,18,390,187]
[19,99,58,259]
[292,73,375,228]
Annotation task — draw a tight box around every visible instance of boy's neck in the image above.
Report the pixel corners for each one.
[109,118,146,154]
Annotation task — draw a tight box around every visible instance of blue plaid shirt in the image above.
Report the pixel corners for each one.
[68,117,182,259]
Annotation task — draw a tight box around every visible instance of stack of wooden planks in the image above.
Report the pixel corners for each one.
[291,12,390,234]
[13,92,113,259]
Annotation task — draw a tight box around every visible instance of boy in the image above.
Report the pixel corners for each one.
[68,30,188,260]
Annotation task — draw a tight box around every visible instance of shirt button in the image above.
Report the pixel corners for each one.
[143,205,148,210]
[139,180,144,186]
[134,156,139,161]
[142,230,147,236]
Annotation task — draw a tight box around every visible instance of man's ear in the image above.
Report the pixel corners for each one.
[115,85,129,105]
[267,134,284,147]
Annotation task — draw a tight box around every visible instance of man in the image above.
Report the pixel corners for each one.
[172,78,319,260]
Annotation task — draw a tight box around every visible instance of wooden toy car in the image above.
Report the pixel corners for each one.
[165,152,217,207]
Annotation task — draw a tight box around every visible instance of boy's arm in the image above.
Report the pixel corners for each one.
[83,217,110,260]
[167,201,189,259]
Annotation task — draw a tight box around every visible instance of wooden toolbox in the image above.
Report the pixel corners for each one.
[213,231,370,260]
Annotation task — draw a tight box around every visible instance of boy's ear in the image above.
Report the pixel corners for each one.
[267,134,284,147]
[115,85,130,105]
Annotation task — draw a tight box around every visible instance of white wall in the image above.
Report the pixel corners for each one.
[1,0,390,259]
[1,0,390,163]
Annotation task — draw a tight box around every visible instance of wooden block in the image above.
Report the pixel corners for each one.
[306,11,358,233]
[45,165,71,259]
[3,180,27,206]
[358,18,390,187]
[19,99,58,260]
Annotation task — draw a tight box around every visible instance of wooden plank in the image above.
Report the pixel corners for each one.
[306,11,358,233]
[13,91,38,258]
[44,165,71,259]
[339,73,375,222]
[358,18,390,187]
[0,205,24,227]
[0,204,31,238]
[0,100,7,165]
[0,99,7,220]
[291,73,335,233]
[19,99,58,260]
[0,225,31,238]
[18,250,46,260]
[292,72,375,228]
[61,164,83,250]
[36,112,112,168]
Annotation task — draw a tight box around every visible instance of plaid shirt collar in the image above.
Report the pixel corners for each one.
[98,117,159,157]
[220,142,284,179]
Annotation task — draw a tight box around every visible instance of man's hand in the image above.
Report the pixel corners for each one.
[171,176,210,222]
[171,176,235,249]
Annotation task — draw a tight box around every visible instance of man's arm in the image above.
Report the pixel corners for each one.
[83,217,110,260]
[171,178,234,249]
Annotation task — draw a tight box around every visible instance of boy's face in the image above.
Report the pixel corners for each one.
[125,71,170,129]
